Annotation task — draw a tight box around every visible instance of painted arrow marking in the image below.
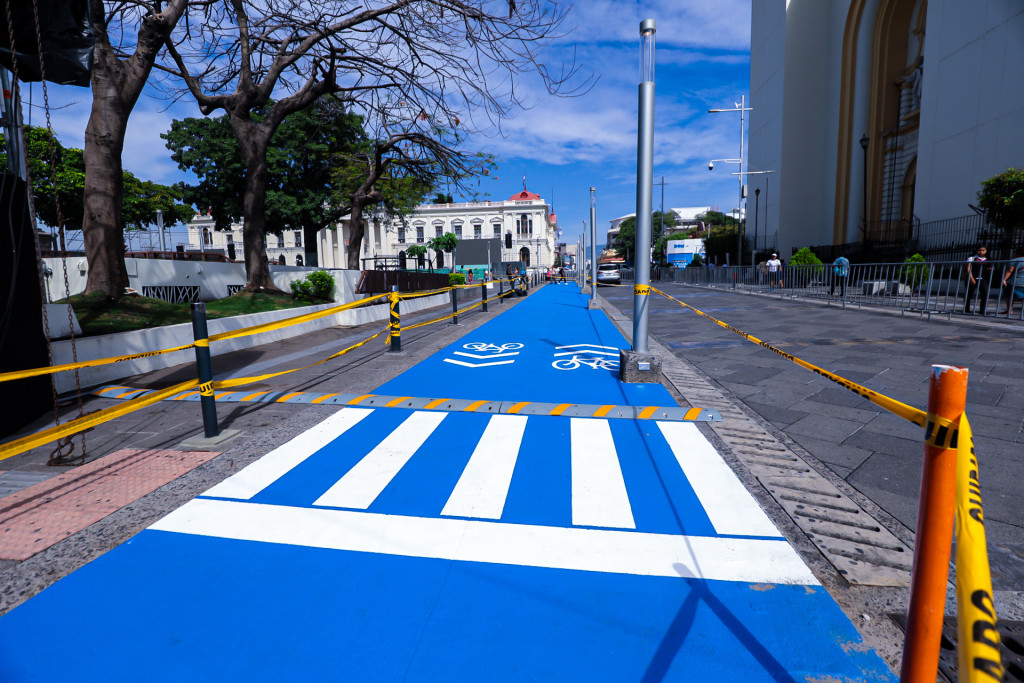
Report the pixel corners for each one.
[452,351,521,360]
[443,358,517,368]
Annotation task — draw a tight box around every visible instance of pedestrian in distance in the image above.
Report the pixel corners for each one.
[1001,246,1024,316]
[766,253,782,290]
[466,268,474,285]
[830,254,850,298]
[963,245,991,314]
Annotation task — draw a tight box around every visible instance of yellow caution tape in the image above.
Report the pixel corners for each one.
[0,343,198,384]
[650,287,928,429]
[0,293,390,385]
[208,293,389,342]
[0,324,389,461]
[0,379,198,461]
[398,287,453,300]
[634,285,651,296]
[198,382,214,396]
[955,416,1004,682]
[402,298,486,332]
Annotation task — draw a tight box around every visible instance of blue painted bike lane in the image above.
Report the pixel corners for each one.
[0,284,897,681]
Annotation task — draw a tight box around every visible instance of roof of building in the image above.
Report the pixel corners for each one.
[509,188,542,201]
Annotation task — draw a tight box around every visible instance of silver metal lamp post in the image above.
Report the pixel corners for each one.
[156,209,165,253]
[708,96,752,270]
[632,18,656,354]
[589,187,598,308]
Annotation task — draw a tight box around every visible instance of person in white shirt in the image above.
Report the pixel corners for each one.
[766,253,783,289]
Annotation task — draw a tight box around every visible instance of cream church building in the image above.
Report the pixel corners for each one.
[749,0,1024,259]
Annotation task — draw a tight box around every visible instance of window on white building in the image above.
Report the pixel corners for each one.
[202,228,212,245]
[277,233,285,248]
[434,224,443,238]
[474,225,482,239]
[294,230,302,247]
[398,226,406,243]
[416,226,424,242]
[454,223,463,239]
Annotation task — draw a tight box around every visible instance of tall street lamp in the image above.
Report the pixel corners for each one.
[753,187,760,257]
[860,133,869,239]
[729,169,775,268]
[708,95,752,269]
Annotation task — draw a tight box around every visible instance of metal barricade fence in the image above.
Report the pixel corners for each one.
[625,260,1024,321]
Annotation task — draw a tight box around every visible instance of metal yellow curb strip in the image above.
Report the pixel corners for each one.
[84,386,724,423]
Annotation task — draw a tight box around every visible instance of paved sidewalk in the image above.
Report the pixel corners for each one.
[603,283,1024,602]
[0,284,896,681]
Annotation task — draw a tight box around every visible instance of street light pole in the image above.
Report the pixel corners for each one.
[590,187,598,305]
[753,188,760,262]
[632,18,656,355]
[708,96,752,269]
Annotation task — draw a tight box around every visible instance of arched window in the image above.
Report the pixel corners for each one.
[202,227,211,245]
[278,254,286,265]
[398,250,407,269]
[519,246,531,267]
[295,255,303,266]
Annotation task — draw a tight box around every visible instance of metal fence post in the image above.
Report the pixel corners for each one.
[900,365,968,683]
[389,287,401,352]
[451,286,459,324]
[498,278,504,303]
[190,302,219,438]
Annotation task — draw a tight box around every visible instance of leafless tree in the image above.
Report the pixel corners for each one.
[81,0,198,298]
[158,0,586,288]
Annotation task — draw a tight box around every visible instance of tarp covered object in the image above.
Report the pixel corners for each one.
[0,0,93,87]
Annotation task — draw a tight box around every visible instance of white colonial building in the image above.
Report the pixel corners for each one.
[186,213,306,266]
[749,0,1024,257]
[316,187,559,271]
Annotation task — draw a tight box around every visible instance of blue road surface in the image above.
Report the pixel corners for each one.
[0,284,897,681]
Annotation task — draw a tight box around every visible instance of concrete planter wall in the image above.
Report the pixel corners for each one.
[50,292,449,394]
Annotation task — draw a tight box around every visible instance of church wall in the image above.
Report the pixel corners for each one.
[778,0,838,257]
[915,4,1024,222]
[748,0,786,253]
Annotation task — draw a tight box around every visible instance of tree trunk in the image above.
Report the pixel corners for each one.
[82,4,186,299]
[233,116,281,292]
[81,47,133,297]
[346,198,367,270]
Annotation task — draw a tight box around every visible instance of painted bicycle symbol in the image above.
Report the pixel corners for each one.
[552,355,620,371]
[462,342,524,353]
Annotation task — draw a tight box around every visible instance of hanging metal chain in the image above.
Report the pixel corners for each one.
[26,0,87,464]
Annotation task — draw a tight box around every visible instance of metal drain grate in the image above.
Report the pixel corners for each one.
[657,351,913,586]
[890,615,1024,682]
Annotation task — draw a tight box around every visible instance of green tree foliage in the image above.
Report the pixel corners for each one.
[429,233,460,270]
[689,254,704,267]
[405,243,429,270]
[612,211,678,263]
[978,168,1024,234]
[163,99,369,259]
[3,126,192,237]
[702,226,747,265]
[789,247,823,269]
[448,272,466,286]
[696,210,739,228]
[432,193,454,204]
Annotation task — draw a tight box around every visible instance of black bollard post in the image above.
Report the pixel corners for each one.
[481,280,488,312]
[190,302,219,438]
[498,277,504,304]
[389,286,401,352]
[451,286,459,324]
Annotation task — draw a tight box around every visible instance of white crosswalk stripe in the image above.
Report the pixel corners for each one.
[570,418,635,529]
[314,410,447,509]
[442,414,527,519]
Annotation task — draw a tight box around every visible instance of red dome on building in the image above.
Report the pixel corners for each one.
[509,188,541,201]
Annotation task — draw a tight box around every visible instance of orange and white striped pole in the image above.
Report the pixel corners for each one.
[900,365,968,682]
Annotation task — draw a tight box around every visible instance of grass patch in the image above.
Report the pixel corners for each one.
[63,290,313,336]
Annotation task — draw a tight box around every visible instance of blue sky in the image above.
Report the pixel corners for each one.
[29,0,751,248]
